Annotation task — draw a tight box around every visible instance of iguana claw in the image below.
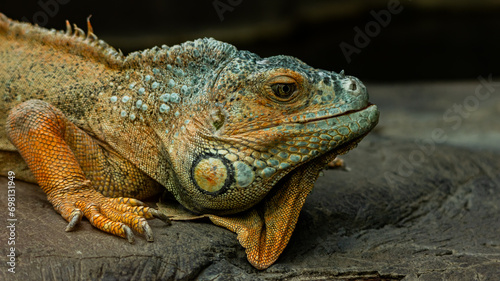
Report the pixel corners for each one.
[123,225,135,243]
[143,223,154,242]
[65,209,83,232]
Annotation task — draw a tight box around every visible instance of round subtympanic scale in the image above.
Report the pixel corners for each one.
[193,157,228,193]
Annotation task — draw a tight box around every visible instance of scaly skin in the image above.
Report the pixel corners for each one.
[0,13,379,269]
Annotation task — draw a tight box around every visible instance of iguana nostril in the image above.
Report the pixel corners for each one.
[349,81,357,91]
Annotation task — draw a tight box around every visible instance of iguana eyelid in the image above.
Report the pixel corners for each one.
[267,75,298,85]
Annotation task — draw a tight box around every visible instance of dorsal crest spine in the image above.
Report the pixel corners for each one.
[0,13,124,68]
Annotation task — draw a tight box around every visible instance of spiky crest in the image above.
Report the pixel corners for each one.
[123,37,238,72]
[0,13,124,68]
[0,13,238,72]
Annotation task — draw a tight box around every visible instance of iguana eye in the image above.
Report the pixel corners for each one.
[266,75,300,102]
[271,83,297,99]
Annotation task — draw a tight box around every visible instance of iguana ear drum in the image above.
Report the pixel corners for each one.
[191,154,234,196]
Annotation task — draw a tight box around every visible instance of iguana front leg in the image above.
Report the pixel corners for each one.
[6,99,168,242]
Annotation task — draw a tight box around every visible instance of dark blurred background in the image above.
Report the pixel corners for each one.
[0,0,498,82]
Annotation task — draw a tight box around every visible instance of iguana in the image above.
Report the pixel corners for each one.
[0,13,379,269]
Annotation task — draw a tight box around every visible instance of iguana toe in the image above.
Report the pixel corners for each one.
[56,194,163,242]
[150,209,172,225]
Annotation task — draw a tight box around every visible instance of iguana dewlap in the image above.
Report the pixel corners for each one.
[0,13,379,269]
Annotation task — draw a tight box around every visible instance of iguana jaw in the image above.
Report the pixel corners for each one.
[208,126,372,269]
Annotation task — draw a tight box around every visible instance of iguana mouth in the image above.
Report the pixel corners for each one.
[294,102,375,124]
[227,103,377,138]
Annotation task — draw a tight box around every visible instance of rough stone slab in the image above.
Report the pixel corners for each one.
[1,135,499,280]
[369,81,500,152]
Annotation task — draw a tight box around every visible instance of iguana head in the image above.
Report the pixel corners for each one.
[162,39,379,269]
[167,48,378,214]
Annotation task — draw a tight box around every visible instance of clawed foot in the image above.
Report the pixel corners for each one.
[52,192,170,243]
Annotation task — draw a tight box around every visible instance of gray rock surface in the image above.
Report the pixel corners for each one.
[1,82,499,280]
